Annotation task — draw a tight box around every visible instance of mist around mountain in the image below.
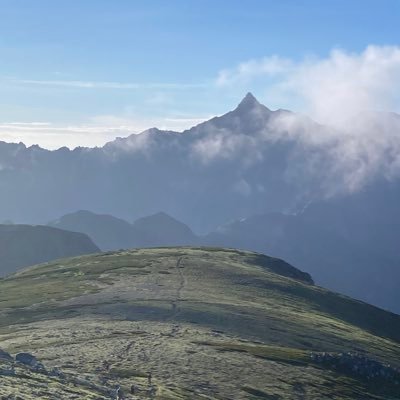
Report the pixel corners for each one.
[0,224,99,276]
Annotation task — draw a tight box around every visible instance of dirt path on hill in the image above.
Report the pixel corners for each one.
[171,257,186,319]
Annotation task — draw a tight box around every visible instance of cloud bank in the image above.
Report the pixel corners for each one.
[0,115,208,150]
[9,79,205,90]
[217,45,400,127]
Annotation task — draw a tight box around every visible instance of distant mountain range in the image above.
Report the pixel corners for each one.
[1,93,400,313]
[0,93,330,233]
[0,224,99,276]
[1,93,399,233]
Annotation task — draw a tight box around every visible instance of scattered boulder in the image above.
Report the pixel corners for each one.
[49,367,65,379]
[1,394,23,400]
[15,352,38,367]
[310,351,400,384]
[0,365,15,376]
[0,349,13,361]
[33,361,46,373]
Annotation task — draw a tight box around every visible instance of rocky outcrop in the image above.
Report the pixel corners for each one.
[15,353,38,367]
[310,351,400,384]
[0,349,13,361]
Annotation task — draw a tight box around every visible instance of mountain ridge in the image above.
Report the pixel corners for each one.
[0,93,284,152]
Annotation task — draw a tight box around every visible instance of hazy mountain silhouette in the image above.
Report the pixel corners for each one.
[49,210,197,250]
[0,224,99,276]
[132,211,198,247]
[49,210,134,250]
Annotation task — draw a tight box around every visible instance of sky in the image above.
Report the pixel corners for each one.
[0,0,399,149]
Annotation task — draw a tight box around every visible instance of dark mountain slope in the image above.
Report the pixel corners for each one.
[49,210,134,250]
[0,224,99,276]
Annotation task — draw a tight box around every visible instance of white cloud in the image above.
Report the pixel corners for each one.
[8,79,206,90]
[191,129,263,165]
[0,122,120,149]
[217,45,400,127]
[4,122,51,127]
[217,55,292,86]
[233,179,252,196]
[0,114,209,150]
[213,45,400,195]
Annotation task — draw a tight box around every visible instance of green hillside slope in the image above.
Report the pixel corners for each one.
[0,247,399,399]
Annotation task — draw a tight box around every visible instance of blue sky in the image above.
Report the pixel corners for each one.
[0,0,399,148]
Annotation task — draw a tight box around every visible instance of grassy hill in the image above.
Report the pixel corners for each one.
[0,247,399,399]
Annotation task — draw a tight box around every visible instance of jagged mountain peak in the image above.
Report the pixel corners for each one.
[234,92,270,113]
[238,92,259,106]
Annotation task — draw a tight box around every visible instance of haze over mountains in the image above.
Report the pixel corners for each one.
[1,93,400,313]
[1,93,400,232]
[0,93,340,232]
